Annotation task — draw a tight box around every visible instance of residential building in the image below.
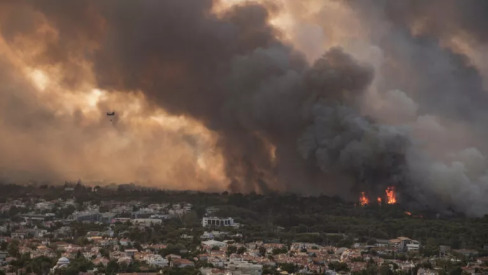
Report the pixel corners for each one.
[202,217,237,227]
[224,260,263,275]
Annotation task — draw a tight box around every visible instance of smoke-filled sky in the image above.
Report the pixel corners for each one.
[1,0,488,216]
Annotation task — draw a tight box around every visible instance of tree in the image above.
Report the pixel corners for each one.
[279,263,297,273]
[7,240,20,258]
[258,246,266,257]
[364,260,379,275]
[106,260,120,275]
[226,246,237,256]
[99,247,110,258]
[379,263,393,275]
[328,262,349,272]
[237,247,247,254]
[182,211,199,227]
[134,242,143,251]
[272,247,288,255]
[28,256,54,275]
[448,267,463,275]
[59,255,94,275]
[263,266,279,275]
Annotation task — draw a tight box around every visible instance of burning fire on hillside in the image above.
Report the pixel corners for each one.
[359,192,369,206]
[386,186,397,204]
[358,186,397,206]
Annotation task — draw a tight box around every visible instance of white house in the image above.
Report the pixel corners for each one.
[51,257,70,273]
[202,217,237,227]
[225,260,263,275]
[144,254,168,267]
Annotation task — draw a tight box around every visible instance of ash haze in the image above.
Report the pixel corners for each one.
[1,0,488,216]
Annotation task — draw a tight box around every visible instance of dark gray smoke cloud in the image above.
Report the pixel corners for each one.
[298,104,409,195]
[343,0,488,215]
[348,0,488,132]
[2,0,488,215]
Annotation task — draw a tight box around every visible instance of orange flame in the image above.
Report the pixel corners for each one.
[386,186,397,204]
[404,211,412,216]
[359,192,369,206]
[377,197,382,205]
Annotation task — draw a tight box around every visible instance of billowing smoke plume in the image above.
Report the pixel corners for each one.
[1,0,488,215]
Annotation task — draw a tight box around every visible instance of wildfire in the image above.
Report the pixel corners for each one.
[359,192,369,206]
[385,186,397,204]
[404,211,412,216]
[360,187,397,207]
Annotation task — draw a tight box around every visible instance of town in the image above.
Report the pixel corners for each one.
[0,183,487,275]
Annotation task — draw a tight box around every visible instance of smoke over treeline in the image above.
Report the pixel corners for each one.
[1,0,488,216]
